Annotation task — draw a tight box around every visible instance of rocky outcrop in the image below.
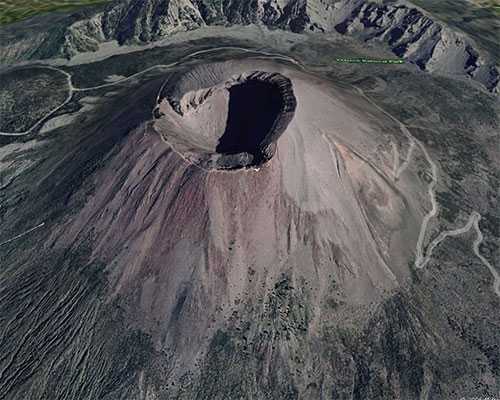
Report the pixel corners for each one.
[332,0,499,92]
[55,0,316,59]
[56,0,206,58]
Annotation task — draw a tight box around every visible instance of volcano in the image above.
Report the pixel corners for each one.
[3,56,427,395]
[1,40,499,399]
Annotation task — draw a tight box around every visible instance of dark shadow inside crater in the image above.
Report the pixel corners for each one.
[216,81,283,156]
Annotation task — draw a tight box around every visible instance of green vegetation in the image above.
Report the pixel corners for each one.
[0,0,110,25]
[471,0,500,15]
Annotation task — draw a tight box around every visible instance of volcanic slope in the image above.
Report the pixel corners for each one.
[0,46,499,399]
[70,59,421,310]
[1,57,411,395]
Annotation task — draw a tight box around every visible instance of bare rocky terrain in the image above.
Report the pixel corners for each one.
[0,1,499,400]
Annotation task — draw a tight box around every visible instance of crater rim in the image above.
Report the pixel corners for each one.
[155,65,297,171]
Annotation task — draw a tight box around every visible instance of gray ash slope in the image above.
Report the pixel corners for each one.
[0,0,498,92]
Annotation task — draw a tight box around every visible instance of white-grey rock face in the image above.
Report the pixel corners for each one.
[332,0,499,92]
[57,0,313,58]
[58,0,206,57]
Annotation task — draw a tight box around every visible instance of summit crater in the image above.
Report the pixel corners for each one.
[155,63,297,170]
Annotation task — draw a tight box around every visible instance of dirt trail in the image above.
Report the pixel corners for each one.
[0,223,45,247]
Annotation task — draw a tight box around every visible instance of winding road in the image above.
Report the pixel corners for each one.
[352,84,499,297]
[1,45,498,297]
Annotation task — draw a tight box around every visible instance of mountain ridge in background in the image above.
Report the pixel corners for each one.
[0,0,498,92]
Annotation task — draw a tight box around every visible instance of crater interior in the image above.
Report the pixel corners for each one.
[216,79,283,157]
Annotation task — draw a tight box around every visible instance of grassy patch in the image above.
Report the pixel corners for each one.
[470,0,500,14]
[0,0,110,25]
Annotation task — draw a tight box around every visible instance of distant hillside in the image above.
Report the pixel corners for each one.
[0,0,498,92]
